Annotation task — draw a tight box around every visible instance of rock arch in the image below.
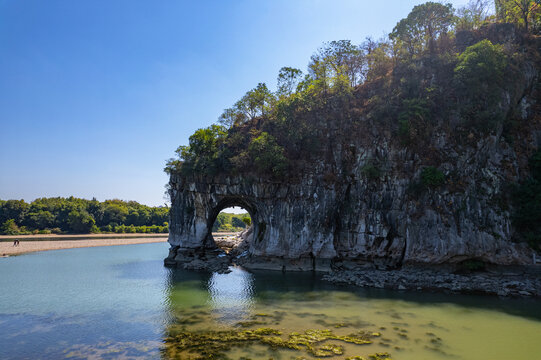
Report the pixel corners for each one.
[205,196,258,249]
[164,174,344,272]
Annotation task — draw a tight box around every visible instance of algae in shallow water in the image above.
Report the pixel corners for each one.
[163,327,386,359]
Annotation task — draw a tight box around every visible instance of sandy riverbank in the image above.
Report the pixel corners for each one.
[0,232,243,256]
[0,236,168,256]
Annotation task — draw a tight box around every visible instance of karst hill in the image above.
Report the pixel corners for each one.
[165,2,541,272]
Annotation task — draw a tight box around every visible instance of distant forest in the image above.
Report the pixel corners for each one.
[212,212,251,232]
[0,197,169,235]
[0,197,253,235]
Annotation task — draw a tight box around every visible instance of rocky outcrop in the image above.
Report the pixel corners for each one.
[165,129,537,271]
[323,265,541,297]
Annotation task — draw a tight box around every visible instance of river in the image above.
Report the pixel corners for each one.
[0,242,540,359]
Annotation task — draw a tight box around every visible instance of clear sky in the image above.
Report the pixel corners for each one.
[0,0,470,206]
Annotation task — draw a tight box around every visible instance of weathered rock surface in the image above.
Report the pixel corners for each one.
[323,266,541,298]
[164,246,231,273]
[165,132,537,271]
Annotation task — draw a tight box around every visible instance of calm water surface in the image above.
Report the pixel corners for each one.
[0,242,540,359]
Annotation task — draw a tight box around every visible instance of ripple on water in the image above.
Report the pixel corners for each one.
[0,243,540,360]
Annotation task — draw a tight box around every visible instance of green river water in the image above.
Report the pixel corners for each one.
[0,242,540,359]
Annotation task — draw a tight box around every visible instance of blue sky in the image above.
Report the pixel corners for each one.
[0,0,470,206]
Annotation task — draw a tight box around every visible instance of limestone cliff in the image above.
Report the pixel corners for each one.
[165,25,541,271]
[165,130,538,271]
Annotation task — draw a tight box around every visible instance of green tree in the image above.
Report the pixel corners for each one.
[67,210,96,233]
[150,207,169,225]
[496,0,540,31]
[398,99,430,144]
[102,203,129,225]
[390,2,455,56]
[1,219,20,235]
[309,40,365,89]
[168,124,228,176]
[231,217,246,229]
[27,211,55,229]
[456,0,493,31]
[212,213,227,231]
[364,41,393,82]
[242,216,252,227]
[455,40,506,87]
[277,67,303,97]
[248,132,288,176]
[0,199,29,224]
[454,39,507,130]
[218,107,245,128]
[421,166,446,187]
[234,83,275,120]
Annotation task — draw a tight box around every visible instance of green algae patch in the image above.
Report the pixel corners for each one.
[368,353,392,360]
[343,353,392,360]
[234,311,285,328]
[163,327,385,359]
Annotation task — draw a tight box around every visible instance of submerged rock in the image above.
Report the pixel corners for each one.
[322,266,541,298]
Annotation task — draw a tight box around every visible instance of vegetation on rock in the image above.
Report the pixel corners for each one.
[166,1,539,181]
[421,166,446,187]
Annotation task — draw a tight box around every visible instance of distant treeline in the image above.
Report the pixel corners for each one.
[212,212,251,232]
[0,197,169,235]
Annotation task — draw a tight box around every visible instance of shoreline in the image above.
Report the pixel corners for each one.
[0,233,240,257]
[0,236,168,256]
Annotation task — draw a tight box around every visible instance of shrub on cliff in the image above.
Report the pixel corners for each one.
[168,124,228,177]
[421,166,446,187]
[454,39,507,131]
[248,132,288,176]
[398,99,431,144]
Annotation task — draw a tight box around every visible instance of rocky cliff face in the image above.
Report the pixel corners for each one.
[165,125,539,271]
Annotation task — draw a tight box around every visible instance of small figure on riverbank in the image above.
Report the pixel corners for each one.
[12,239,20,247]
